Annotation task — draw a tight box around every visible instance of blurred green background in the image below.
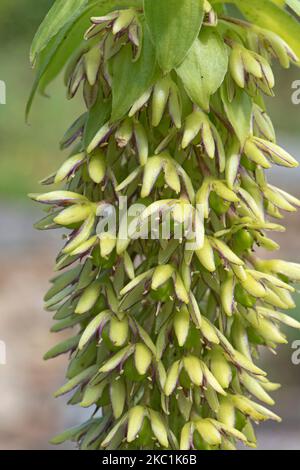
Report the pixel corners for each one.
[0,0,81,199]
[0,0,299,450]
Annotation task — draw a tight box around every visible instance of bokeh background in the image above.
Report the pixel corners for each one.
[0,0,299,450]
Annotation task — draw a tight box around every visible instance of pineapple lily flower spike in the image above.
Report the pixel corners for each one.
[29,0,300,450]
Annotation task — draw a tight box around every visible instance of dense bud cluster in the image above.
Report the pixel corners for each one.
[30,0,300,450]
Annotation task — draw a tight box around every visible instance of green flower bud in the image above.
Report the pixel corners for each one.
[109,317,129,348]
[229,46,245,89]
[115,118,133,148]
[134,343,152,375]
[195,419,222,446]
[55,153,85,183]
[168,83,182,129]
[165,360,181,396]
[209,349,232,389]
[88,149,106,184]
[112,9,136,35]
[240,371,274,406]
[183,356,203,386]
[63,213,95,254]
[84,45,102,87]
[110,379,126,419]
[54,204,92,226]
[151,76,171,127]
[127,406,145,443]
[173,305,190,347]
[134,121,149,166]
[75,279,101,314]
[149,409,169,448]
[221,271,235,316]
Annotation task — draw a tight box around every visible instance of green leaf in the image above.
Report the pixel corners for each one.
[30,0,88,64]
[144,0,204,72]
[50,418,96,445]
[44,335,80,360]
[110,23,158,121]
[54,365,98,397]
[221,87,252,145]
[176,29,228,111]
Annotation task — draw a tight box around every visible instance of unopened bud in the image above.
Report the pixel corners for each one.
[115,118,133,148]
[88,149,106,183]
[151,77,171,127]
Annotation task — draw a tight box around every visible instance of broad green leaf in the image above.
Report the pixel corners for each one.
[176,30,228,111]
[110,24,158,121]
[221,87,252,145]
[30,0,88,64]
[144,0,204,72]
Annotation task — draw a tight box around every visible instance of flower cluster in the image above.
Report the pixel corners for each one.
[30,0,300,450]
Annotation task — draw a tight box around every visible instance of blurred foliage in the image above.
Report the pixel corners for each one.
[0,0,53,41]
[266,63,300,135]
[0,0,81,199]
